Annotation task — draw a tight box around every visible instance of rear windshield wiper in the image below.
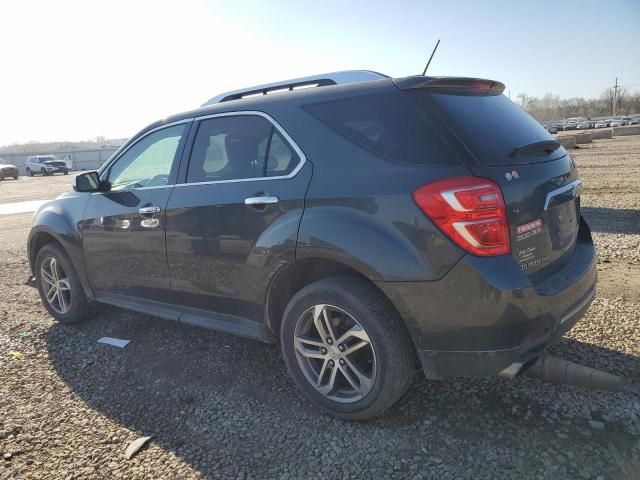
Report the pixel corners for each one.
[509,140,561,158]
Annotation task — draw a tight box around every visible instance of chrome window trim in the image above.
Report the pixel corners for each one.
[98,118,194,182]
[543,179,582,210]
[89,184,176,196]
[174,110,307,188]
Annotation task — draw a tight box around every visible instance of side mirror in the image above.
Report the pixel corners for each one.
[73,171,106,192]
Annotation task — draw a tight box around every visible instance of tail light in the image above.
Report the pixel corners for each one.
[412,176,510,256]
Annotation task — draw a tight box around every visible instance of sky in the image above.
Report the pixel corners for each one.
[0,0,638,146]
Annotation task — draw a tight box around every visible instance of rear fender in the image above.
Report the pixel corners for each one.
[296,205,463,281]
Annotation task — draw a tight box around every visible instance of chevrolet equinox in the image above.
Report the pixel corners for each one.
[28,71,597,420]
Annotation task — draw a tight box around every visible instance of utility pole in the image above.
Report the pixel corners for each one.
[613,77,620,116]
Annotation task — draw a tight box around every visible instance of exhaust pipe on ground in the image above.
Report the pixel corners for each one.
[520,354,625,392]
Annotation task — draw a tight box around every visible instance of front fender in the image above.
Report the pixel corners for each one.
[28,193,94,300]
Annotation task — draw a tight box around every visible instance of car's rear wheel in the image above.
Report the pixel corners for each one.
[280,276,415,420]
[35,243,92,324]
[13,176,18,180]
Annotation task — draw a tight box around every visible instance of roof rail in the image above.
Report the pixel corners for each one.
[202,70,388,106]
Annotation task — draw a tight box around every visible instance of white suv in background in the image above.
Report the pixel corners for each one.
[25,155,69,176]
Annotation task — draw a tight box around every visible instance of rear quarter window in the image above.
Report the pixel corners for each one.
[303,91,456,166]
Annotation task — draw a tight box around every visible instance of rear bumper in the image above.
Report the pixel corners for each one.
[377,219,597,379]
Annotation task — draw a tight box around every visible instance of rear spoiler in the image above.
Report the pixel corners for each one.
[393,76,505,94]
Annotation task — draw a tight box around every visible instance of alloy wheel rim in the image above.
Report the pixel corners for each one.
[293,304,377,403]
[40,256,72,314]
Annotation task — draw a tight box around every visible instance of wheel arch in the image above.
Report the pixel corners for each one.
[28,205,95,301]
[264,257,412,345]
[28,230,62,275]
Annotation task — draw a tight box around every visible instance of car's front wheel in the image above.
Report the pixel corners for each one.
[280,276,415,420]
[26,168,32,177]
[35,243,92,324]
[40,168,48,176]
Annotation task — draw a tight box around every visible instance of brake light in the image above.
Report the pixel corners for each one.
[412,176,510,256]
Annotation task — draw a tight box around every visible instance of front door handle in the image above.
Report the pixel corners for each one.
[244,196,279,206]
[139,205,161,216]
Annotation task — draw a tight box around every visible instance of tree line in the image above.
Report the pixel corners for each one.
[0,136,127,154]
[516,87,640,122]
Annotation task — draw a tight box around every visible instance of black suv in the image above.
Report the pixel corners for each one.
[28,71,596,420]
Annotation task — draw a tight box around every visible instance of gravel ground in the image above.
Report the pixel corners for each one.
[1,138,639,479]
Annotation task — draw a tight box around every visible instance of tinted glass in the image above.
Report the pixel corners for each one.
[188,116,273,183]
[303,90,454,165]
[265,131,299,176]
[108,124,185,190]
[413,91,562,165]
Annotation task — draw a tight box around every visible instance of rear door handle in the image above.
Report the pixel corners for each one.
[139,206,161,216]
[244,196,279,206]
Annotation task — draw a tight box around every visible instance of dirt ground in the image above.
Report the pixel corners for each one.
[0,138,639,479]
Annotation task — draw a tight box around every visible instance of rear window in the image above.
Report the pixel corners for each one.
[410,91,563,165]
[303,91,455,165]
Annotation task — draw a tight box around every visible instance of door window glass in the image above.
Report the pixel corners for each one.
[187,115,300,182]
[265,130,299,176]
[107,124,186,190]
[187,116,272,183]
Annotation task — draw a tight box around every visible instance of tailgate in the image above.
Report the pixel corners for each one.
[470,155,581,279]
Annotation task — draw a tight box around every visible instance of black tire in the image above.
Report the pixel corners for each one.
[41,168,47,176]
[35,243,92,324]
[13,176,18,180]
[280,275,416,421]
[64,170,69,175]
[26,168,32,177]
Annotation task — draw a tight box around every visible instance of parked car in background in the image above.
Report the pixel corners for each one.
[545,124,558,134]
[630,118,640,125]
[609,119,622,127]
[576,121,590,129]
[595,120,607,128]
[28,71,597,420]
[621,117,632,126]
[562,122,577,130]
[25,155,69,176]
[0,161,19,180]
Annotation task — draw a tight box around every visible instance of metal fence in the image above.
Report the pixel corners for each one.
[0,148,119,175]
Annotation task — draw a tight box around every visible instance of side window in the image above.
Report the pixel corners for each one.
[304,91,453,165]
[187,115,300,183]
[265,130,299,177]
[107,124,186,190]
[187,116,272,183]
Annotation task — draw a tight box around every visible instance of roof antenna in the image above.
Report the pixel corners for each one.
[422,39,440,76]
